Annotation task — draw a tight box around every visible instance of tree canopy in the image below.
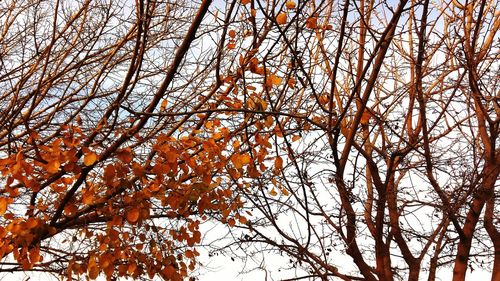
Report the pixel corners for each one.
[0,0,498,280]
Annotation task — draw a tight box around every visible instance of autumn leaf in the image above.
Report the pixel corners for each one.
[286,1,297,9]
[126,207,141,224]
[160,99,168,111]
[83,150,98,166]
[306,16,318,29]
[88,264,99,279]
[361,111,372,125]
[46,159,60,173]
[116,147,133,163]
[276,12,287,25]
[265,73,282,88]
[240,0,251,4]
[269,188,278,196]
[231,153,251,169]
[275,156,283,170]
[0,197,10,215]
[281,186,290,196]
[82,191,94,205]
[238,215,248,224]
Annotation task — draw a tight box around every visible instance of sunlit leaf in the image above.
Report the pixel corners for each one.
[269,188,278,196]
[276,12,287,25]
[46,159,60,173]
[83,150,98,166]
[286,1,296,9]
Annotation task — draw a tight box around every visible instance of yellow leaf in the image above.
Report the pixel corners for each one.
[83,151,98,166]
[276,12,287,25]
[126,207,140,224]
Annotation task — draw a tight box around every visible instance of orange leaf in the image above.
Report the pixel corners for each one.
[240,154,251,165]
[269,188,278,196]
[82,191,94,205]
[306,17,318,29]
[126,207,140,224]
[88,264,99,279]
[361,111,372,125]
[46,159,60,173]
[228,30,236,38]
[275,156,283,170]
[266,73,282,88]
[286,1,297,9]
[238,216,248,224]
[281,186,290,196]
[276,12,287,25]
[83,151,98,166]
[160,99,168,111]
[231,154,243,169]
[240,0,251,4]
[116,148,133,163]
[0,197,10,215]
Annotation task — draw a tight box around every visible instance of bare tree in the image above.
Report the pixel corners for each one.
[0,0,498,280]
